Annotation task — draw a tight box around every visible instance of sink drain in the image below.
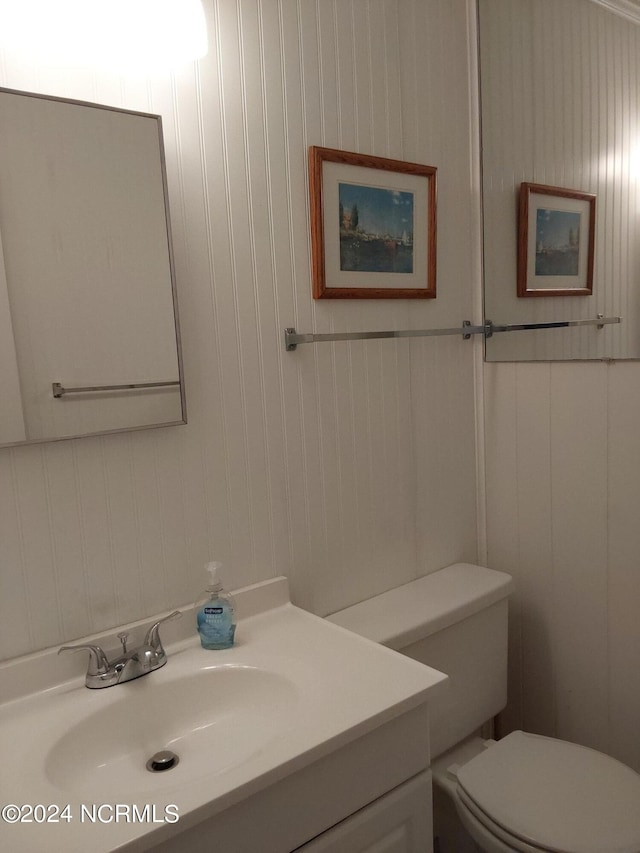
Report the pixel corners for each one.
[146,750,180,773]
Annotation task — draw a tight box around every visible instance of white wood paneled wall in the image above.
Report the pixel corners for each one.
[0,0,479,660]
[485,360,640,772]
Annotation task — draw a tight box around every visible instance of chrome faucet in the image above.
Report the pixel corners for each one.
[58,610,182,688]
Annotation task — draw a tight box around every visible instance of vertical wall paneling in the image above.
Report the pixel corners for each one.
[485,359,640,766]
[607,363,640,770]
[101,436,145,627]
[510,364,555,738]
[0,450,32,657]
[482,363,523,735]
[465,0,488,571]
[265,2,311,602]
[549,365,609,750]
[404,0,480,577]
[216,0,259,574]
[45,441,93,642]
[252,2,296,580]
[13,446,66,651]
[0,0,478,660]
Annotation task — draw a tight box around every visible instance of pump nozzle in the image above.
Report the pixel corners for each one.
[205,561,223,592]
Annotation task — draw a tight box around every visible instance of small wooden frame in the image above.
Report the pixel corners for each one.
[518,182,596,297]
[309,146,437,299]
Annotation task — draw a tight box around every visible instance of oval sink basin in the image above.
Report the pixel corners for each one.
[45,665,298,800]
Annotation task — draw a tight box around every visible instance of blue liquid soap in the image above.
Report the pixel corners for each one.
[196,562,236,650]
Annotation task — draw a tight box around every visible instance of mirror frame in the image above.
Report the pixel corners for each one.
[0,87,187,448]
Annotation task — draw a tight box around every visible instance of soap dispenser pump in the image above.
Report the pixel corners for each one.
[196,561,236,650]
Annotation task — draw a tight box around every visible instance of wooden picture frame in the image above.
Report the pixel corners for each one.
[309,146,437,299]
[518,182,596,297]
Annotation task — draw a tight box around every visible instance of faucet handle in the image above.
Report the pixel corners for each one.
[144,610,182,652]
[58,643,110,676]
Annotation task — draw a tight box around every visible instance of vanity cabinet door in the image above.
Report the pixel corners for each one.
[294,771,432,853]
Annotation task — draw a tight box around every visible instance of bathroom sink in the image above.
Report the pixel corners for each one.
[0,577,447,852]
[45,665,298,800]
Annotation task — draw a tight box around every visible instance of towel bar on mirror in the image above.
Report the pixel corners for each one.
[52,380,180,398]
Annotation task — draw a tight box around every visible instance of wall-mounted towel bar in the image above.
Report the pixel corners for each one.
[284,316,621,351]
[52,380,180,398]
[487,316,621,336]
[284,321,485,351]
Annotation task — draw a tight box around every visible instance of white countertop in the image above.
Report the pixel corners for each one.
[0,577,447,852]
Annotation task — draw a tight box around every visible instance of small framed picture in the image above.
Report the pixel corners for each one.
[518,182,596,297]
[309,146,437,299]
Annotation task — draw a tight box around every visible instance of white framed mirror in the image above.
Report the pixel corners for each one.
[0,87,186,446]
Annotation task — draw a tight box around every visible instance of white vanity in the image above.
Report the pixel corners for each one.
[0,578,446,852]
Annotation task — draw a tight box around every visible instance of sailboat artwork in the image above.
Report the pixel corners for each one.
[308,146,437,299]
[517,182,595,297]
[338,182,415,274]
[534,208,580,277]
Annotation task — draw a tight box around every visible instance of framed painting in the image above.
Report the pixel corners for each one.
[309,146,437,299]
[518,182,596,297]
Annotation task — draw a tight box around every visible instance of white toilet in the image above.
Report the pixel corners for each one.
[327,563,640,853]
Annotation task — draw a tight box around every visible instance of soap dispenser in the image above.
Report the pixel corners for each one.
[196,561,236,650]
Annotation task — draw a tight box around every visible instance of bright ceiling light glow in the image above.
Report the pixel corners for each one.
[0,0,208,73]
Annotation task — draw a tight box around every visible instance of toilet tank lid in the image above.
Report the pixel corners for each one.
[326,563,514,650]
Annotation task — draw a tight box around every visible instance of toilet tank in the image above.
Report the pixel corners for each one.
[327,563,514,759]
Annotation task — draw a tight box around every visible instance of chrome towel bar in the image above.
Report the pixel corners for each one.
[52,380,180,398]
[284,321,485,351]
[487,316,621,336]
[284,316,621,350]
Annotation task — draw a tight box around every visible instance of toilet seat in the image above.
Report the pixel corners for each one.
[455,786,552,853]
[455,731,640,853]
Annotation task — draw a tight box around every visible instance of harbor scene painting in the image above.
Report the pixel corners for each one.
[309,146,437,298]
[518,182,595,297]
[338,182,414,274]
[535,208,581,277]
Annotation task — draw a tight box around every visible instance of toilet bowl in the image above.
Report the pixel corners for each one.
[434,730,640,853]
[327,563,640,853]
